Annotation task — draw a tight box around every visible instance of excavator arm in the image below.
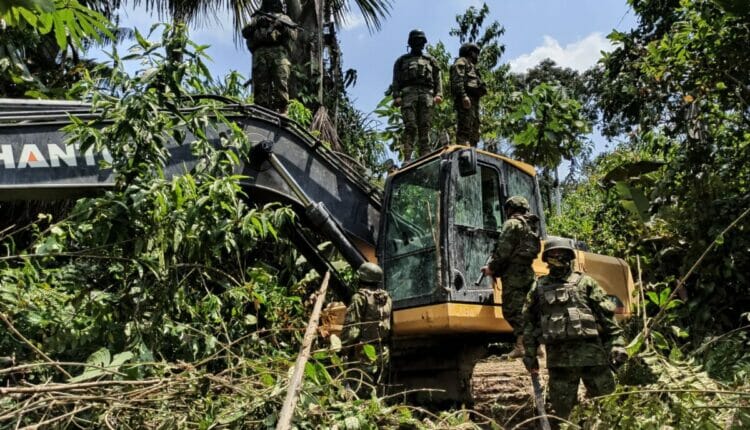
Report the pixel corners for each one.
[0,98,381,301]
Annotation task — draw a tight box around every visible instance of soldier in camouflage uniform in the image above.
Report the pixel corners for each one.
[392,29,443,162]
[450,43,486,146]
[481,196,541,359]
[241,0,298,115]
[522,238,628,423]
[341,262,392,392]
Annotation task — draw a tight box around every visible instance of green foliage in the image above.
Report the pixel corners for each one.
[0,24,310,426]
[0,0,115,97]
[587,0,750,339]
[501,83,591,170]
[572,352,750,429]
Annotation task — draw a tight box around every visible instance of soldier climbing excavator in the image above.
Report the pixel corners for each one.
[0,99,635,415]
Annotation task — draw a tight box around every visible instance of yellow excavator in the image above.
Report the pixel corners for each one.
[0,99,635,407]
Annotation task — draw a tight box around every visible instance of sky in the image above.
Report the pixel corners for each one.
[113,0,636,116]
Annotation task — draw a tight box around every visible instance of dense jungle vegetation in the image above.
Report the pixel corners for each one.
[0,0,748,428]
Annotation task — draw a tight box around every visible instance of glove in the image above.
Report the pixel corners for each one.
[522,356,539,372]
[610,346,628,367]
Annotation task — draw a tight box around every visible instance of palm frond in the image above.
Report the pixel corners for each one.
[328,0,392,33]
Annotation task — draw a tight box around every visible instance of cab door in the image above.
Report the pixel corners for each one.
[448,161,504,304]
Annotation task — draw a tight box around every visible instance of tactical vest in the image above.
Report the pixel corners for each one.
[357,288,392,343]
[397,55,436,88]
[244,15,284,51]
[536,272,600,343]
[511,214,542,260]
[460,59,486,98]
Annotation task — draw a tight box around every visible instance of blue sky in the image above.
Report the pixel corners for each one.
[114,0,636,116]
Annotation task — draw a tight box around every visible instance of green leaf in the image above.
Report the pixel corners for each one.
[52,12,67,51]
[69,347,111,382]
[261,373,275,387]
[110,351,134,368]
[626,332,644,356]
[244,314,257,325]
[659,288,671,307]
[670,325,689,339]
[329,334,342,352]
[362,344,377,362]
[651,330,670,351]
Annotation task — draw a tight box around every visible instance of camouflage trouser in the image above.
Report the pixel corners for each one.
[455,95,480,146]
[400,86,434,161]
[252,45,291,112]
[347,344,390,396]
[501,265,535,337]
[547,365,615,421]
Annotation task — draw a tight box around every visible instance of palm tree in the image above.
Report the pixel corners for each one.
[125,0,390,103]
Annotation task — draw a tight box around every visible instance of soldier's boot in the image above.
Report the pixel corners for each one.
[506,336,525,359]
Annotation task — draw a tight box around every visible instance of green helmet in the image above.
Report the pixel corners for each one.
[357,262,384,285]
[542,237,576,262]
[504,195,530,213]
[408,29,427,47]
[260,0,283,13]
[459,43,480,57]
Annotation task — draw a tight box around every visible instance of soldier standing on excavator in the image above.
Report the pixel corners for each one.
[391,29,443,163]
[241,0,298,115]
[450,43,486,146]
[341,262,392,394]
[522,238,628,425]
[481,196,541,359]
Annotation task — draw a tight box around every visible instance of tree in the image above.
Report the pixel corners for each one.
[0,0,115,97]
[591,0,750,337]
[501,83,591,213]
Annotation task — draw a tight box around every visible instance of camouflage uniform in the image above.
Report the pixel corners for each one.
[241,0,298,113]
[486,196,540,361]
[392,30,443,162]
[341,263,392,389]
[522,244,625,421]
[450,43,486,146]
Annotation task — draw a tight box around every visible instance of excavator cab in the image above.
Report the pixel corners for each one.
[379,146,547,337]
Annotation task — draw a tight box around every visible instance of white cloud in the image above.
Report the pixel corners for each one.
[341,11,366,31]
[509,33,613,73]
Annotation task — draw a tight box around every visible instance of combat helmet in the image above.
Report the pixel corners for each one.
[408,29,427,47]
[358,262,384,285]
[542,237,576,262]
[504,195,530,214]
[459,42,481,57]
[260,0,283,13]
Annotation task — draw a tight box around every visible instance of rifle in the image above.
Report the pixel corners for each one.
[531,372,552,430]
[253,11,303,31]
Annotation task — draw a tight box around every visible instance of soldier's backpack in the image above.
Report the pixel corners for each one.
[242,14,287,52]
[511,213,542,260]
[358,289,392,344]
[536,272,600,343]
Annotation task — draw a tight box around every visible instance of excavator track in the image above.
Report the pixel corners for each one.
[470,356,547,428]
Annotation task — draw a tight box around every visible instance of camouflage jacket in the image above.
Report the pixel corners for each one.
[242,12,298,53]
[487,214,541,276]
[449,56,486,100]
[341,287,392,347]
[391,52,442,98]
[522,269,625,368]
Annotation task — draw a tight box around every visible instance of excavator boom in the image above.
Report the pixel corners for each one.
[0,99,381,298]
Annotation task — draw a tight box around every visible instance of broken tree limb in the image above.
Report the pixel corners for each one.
[276,271,331,430]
